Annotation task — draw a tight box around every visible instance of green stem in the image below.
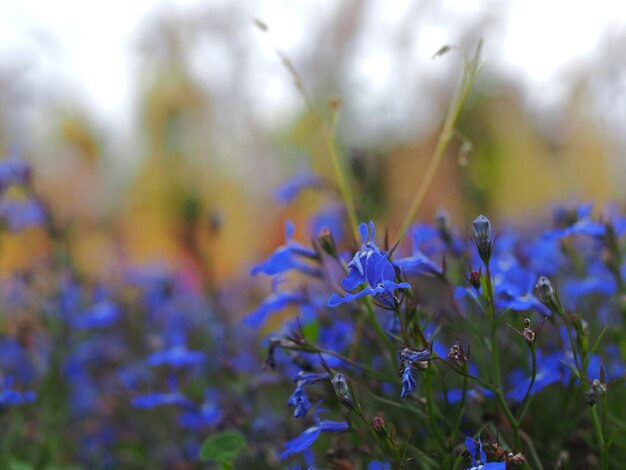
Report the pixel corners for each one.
[484,264,501,390]
[495,390,522,451]
[450,365,469,441]
[397,40,482,242]
[518,345,537,422]
[363,298,397,367]
[590,405,609,469]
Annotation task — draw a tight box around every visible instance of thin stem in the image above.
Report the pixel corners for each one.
[495,390,522,451]
[397,40,482,242]
[590,405,609,469]
[518,345,537,422]
[485,264,501,390]
[274,49,360,242]
[451,365,469,441]
[363,298,397,367]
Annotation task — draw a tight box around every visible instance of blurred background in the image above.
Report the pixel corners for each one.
[2,0,626,280]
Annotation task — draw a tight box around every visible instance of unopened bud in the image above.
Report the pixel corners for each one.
[535,276,562,314]
[466,268,482,290]
[331,373,355,409]
[372,413,388,436]
[435,210,452,245]
[317,227,338,259]
[472,215,492,263]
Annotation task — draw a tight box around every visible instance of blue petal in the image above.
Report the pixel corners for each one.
[280,426,322,460]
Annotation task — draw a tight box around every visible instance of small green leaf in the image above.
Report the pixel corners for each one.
[199,431,246,464]
[302,320,319,342]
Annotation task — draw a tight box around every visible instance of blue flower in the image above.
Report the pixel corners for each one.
[70,300,120,330]
[244,289,306,329]
[0,376,36,407]
[0,199,47,232]
[178,390,222,430]
[147,346,205,368]
[132,391,194,409]
[328,222,410,307]
[275,169,323,204]
[288,372,330,418]
[400,365,416,398]
[398,347,431,398]
[280,408,349,460]
[0,158,31,189]
[251,222,319,277]
[465,436,506,469]
[288,381,312,419]
[549,203,605,239]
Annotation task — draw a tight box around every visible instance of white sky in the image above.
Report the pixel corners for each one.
[2,0,626,148]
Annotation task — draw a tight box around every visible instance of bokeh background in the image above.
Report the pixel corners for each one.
[3,0,626,281]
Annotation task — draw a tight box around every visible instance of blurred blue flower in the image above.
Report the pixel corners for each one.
[0,199,47,232]
[281,407,349,460]
[71,300,120,330]
[251,222,318,277]
[0,376,36,407]
[276,169,323,204]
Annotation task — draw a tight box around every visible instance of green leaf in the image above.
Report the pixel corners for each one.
[199,431,246,464]
[302,320,319,342]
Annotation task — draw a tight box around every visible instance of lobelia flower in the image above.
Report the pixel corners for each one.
[251,221,319,277]
[465,436,506,469]
[288,371,330,419]
[549,203,605,239]
[280,407,349,460]
[70,300,120,330]
[398,347,431,398]
[0,375,36,408]
[0,199,47,233]
[244,276,307,329]
[0,158,31,190]
[178,389,222,429]
[147,345,205,369]
[394,224,444,276]
[275,169,323,204]
[328,222,410,308]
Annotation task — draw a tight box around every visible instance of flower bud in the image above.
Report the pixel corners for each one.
[373,413,389,436]
[472,215,492,264]
[435,210,452,245]
[466,267,482,291]
[535,276,562,314]
[317,227,338,259]
[331,373,355,410]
